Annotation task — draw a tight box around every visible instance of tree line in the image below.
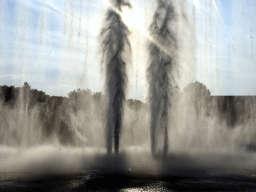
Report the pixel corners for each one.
[0,81,253,146]
[0,82,144,146]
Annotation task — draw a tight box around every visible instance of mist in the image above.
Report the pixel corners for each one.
[0,0,256,190]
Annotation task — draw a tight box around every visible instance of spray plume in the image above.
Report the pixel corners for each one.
[147,0,178,157]
[100,0,132,154]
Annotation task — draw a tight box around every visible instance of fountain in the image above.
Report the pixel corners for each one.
[0,0,256,190]
[147,0,177,157]
[100,0,132,154]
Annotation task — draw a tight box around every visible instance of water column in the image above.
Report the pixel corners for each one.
[15,1,29,147]
[101,0,132,154]
[148,0,178,156]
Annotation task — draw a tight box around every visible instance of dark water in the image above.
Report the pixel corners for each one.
[1,172,256,191]
[1,151,256,191]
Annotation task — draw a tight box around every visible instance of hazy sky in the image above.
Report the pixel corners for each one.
[0,0,255,100]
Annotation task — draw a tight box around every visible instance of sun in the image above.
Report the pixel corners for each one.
[121,7,145,34]
[191,0,200,10]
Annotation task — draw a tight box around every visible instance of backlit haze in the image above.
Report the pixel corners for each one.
[0,0,256,100]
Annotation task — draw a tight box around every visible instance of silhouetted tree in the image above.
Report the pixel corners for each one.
[216,96,237,128]
[0,85,17,107]
[183,81,211,117]
[127,99,143,111]
[92,92,102,104]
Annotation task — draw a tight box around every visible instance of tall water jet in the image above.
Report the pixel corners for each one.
[100,0,132,154]
[147,0,177,157]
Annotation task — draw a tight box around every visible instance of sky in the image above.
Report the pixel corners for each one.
[0,0,255,100]
[200,0,256,96]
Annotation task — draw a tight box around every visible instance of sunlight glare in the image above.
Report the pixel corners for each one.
[193,0,200,10]
[121,7,145,34]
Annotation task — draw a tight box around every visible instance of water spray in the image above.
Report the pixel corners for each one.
[100,0,132,154]
[147,0,177,157]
